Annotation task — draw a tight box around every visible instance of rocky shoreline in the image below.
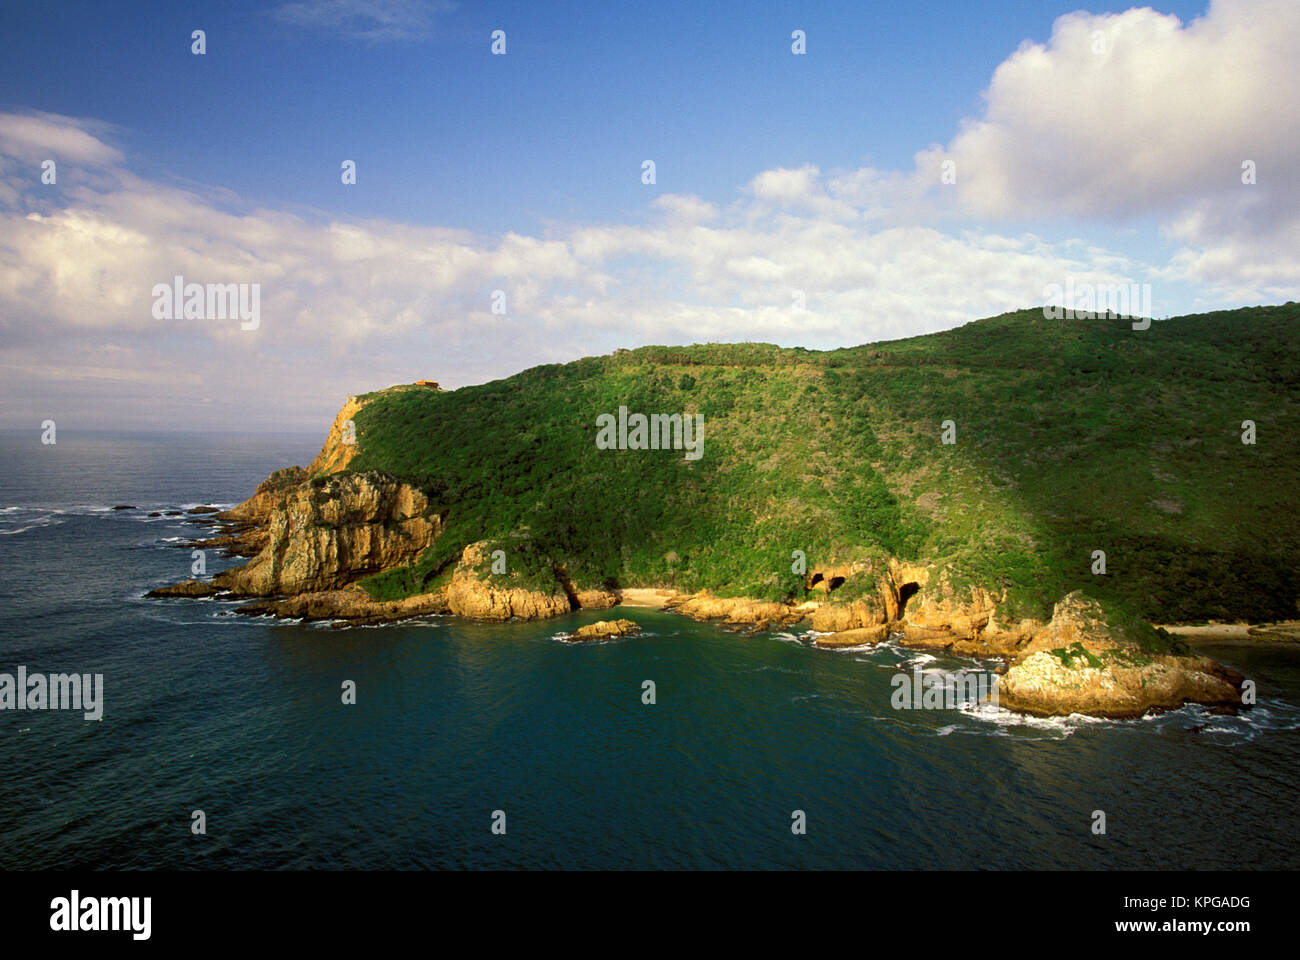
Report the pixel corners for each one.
[143,400,1254,721]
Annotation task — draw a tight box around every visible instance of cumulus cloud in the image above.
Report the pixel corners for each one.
[910,0,1300,299]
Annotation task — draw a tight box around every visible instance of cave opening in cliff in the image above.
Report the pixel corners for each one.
[808,573,847,593]
[898,581,920,614]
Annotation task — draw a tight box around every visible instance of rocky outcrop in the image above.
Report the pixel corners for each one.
[997,592,1245,717]
[216,466,307,525]
[896,565,994,639]
[565,619,642,642]
[213,472,439,596]
[236,584,448,624]
[810,560,1039,657]
[807,560,905,631]
[179,529,266,558]
[670,592,810,630]
[146,579,220,598]
[814,625,889,648]
[576,589,620,610]
[445,542,574,621]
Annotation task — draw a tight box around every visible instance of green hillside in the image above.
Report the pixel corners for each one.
[347,304,1300,625]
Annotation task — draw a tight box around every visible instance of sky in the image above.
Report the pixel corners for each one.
[1,0,1297,431]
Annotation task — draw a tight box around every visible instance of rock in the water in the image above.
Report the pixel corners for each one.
[112,505,136,511]
[997,592,1244,718]
[566,619,642,641]
[146,579,220,598]
[186,505,220,514]
[236,584,448,623]
[814,625,888,648]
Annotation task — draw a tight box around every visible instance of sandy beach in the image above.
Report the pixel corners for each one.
[1156,621,1300,644]
[616,588,679,609]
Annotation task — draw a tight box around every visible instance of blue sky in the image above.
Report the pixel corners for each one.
[0,0,1296,430]
[1,0,1209,231]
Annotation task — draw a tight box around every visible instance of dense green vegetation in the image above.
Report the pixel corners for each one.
[348,304,1299,625]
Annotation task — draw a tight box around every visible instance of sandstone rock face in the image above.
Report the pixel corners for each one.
[214,472,439,596]
[552,565,621,611]
[216,466,307,525]
[999,649,1243,718]
[997,592,1245,717]
[1015,591,1117,656]
[898,565,996,640]
[308,396,367,476]
[810,597,889,632]
[814,624,888,648]
[671,592,807,628]
[445,542,573,621]
[812,559,1037,657]
[807,559,1043,659]
[181,529,267,558]
[575,589,620,610]
[568,618,641,641]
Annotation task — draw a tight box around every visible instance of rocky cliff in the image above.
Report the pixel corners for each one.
[445,541,575,620]
[799,564,1245,717]
[213,471,440,596]
[307,395,367,475]
[997,592,1244,717]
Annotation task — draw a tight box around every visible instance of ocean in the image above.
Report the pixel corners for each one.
[1,429,1298,870]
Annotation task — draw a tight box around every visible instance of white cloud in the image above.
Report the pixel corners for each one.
[270,0,457,43]
[650,193,719,224]
[907,0,1300,299]
[0,112,123,166]
[6,2,1294,435]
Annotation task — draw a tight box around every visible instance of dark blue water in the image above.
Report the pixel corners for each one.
[1,429,1298,869]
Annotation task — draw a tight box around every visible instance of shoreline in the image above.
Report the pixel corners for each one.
[149,461,1264,720]
[1156,622,1300,644]
[614,588,679,609]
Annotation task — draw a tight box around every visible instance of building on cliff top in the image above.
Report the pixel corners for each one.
[415,380,440,389]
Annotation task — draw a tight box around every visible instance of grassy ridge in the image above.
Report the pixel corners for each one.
[348,304,1299,624]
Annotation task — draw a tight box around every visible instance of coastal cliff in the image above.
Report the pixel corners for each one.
[213,471,440,596]
[147,305,1300,718]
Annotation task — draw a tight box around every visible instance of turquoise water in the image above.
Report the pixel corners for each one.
[1,430,1298,869]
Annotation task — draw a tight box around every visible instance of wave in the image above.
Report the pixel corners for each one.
[0,508,67,535]
[946,696,1297,744]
